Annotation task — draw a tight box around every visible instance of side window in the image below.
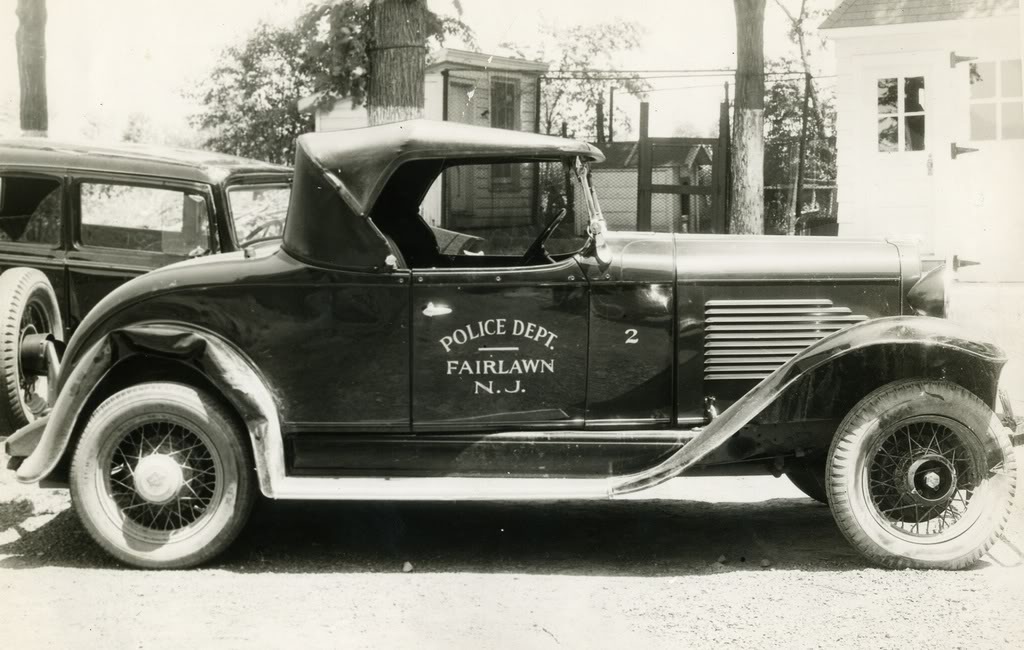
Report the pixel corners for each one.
[380,160,589,266]
[969,60,1024,141]
[877,76,926,152]
[79,183,211,256]
[0,175,62,245]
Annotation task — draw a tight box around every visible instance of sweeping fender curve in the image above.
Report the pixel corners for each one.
[609,316,1007,496]
[15,324,282,496]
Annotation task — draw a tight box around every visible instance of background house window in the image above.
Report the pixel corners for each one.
[970,60,1024,140]
[877,76,926,152]
[491,79,521,191]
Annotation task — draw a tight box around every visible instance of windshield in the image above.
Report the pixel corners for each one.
[227,183,291,246]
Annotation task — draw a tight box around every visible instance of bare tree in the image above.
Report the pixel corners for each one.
[16,0,48,136]
[730,0,766,234]
[771,0,827,139]
[367,0,427,125]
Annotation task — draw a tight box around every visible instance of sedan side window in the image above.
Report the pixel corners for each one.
[80,183,211,256]
[0,175,62,245]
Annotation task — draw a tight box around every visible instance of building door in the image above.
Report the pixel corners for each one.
[949,58,1024,281]
[855,58,942,254]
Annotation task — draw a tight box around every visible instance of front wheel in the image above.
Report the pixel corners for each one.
[827,379,1017,570]
[70,382,256,569]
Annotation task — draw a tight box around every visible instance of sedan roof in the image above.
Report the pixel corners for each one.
[0,138,290,185]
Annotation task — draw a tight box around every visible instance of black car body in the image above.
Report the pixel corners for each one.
[0,138,291,328]
[0,139,290,432]
[4,121,1017,570]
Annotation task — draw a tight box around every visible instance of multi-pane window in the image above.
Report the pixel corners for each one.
[491,79,520,190]
[969,60,1024,140]
[877,76,926,152]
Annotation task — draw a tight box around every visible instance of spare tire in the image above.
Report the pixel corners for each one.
[0,268,63,435]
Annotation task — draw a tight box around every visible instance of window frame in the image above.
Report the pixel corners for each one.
[69,173,218,261]
[968,59,1024,142]
[223,176,293,250]
[490,78,523,192]
[0,170,66,253]
[876,74,928,154]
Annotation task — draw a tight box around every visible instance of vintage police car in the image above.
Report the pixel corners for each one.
[3,121,1018,570]
[0,139,291,436]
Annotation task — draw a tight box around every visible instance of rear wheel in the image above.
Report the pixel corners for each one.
[70,382,255,569]
[785,457,828,504]
[827,379,1016,570]
[0,267,62,435]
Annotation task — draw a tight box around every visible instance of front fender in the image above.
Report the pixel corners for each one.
[14,324,284,497]
[610,316,1007,496]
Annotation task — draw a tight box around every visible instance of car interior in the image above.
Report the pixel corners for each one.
[369,159,588,270]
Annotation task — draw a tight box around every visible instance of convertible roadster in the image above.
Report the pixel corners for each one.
[4,121,1018,570]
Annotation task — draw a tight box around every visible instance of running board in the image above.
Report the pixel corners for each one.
[271,476,616,501]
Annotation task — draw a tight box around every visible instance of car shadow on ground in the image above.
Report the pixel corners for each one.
[0,496,883,575]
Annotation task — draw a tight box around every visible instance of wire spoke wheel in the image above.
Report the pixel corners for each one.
[104,419,222,538]
[865,416,982,540]
[828,379,1017,570]
[71,382,255,569]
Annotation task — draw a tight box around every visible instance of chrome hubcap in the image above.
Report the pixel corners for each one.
[107,421,219,532]
[134,454,185,504]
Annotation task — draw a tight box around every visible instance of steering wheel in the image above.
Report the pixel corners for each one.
[520,209,567,265]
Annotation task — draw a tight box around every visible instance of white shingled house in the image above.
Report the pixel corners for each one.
[823,0,1024,410]
[303,48,548,230]
[822,0,1023,281]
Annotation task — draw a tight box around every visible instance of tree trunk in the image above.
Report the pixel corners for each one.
[16,0,48,136]
[730,0,766,234]
[367,0,426,125]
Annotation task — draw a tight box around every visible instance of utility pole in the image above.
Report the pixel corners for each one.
[792,71,812,236]
[608,86,615,142]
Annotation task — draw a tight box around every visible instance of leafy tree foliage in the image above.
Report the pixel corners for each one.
[503,22,649,140]
[192,0,470,164]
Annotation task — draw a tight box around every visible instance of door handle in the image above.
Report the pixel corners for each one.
[422,302,452,317]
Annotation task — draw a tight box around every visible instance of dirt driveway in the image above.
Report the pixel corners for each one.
[2,451,1024,649]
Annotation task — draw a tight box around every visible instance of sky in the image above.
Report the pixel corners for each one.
[0,0,836,142]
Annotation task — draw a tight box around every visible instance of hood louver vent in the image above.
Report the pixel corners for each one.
[704,299,868,381]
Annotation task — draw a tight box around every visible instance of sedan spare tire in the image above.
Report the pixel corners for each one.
[0,267,62,434]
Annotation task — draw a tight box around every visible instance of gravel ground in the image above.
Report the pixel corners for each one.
[2,443,1024,649]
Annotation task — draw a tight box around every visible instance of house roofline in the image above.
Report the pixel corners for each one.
[822,12,1017,39]
[426,48,549,74]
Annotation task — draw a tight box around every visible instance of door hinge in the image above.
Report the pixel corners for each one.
[950,51,978,68]
[951,142,979,160]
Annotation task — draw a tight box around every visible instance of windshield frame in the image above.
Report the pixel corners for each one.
[225,179,292,248]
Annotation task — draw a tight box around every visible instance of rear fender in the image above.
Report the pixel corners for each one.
[15,324,284,497]
[611,316,1007,495]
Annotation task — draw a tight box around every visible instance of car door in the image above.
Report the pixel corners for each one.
[411,258,589,433]
[66,175,218,324]
[0,171,69,333]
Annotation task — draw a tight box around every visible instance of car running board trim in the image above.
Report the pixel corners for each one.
[271,476,616,501]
